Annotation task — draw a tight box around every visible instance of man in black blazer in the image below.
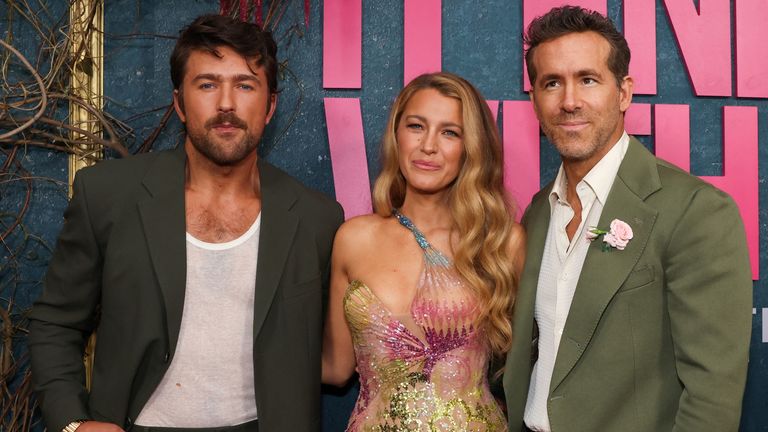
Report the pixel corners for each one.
[28,14,343,432]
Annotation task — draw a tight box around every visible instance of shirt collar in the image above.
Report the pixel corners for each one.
[548,132,630,207]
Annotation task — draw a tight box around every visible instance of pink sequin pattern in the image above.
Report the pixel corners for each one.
[342,213,506,431]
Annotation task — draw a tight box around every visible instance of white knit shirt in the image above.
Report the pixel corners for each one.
[136,215,261,427]
[524,133,629,431]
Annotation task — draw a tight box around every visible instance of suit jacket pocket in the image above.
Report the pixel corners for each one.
[618,264,655,293]
[282,274,321,300]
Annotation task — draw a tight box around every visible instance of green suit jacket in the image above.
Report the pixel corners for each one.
[503,138,752,432]
[29,148,344,432]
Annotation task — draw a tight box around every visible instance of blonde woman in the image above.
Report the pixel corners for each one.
[322,72,525,431]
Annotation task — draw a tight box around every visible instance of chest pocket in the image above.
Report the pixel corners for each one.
[618,265,655,293]
[282,274,321,300]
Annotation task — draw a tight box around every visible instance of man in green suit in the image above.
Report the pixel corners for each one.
[504,6,752,432]
[29,15,343,432]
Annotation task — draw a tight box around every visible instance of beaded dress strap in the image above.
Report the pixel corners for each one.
[392,209,450,267]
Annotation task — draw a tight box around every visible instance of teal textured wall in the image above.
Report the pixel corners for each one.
[2,0,766,430]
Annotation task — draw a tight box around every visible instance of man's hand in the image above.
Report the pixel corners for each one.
[75,421,125,432]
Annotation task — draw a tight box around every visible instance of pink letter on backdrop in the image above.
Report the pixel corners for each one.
[625,103,651,135]
[662,0,731,96]
[654,104,690,170]
[623,0,656,95]
[404,0,441,85]
[486,100,499,122]
[322,0,362,89]
[735,0,768,98]
[522,0,607,91]
[701,107,759,280]
[654,104,759,279]
[502,101,540,219]
[324,98,372,218]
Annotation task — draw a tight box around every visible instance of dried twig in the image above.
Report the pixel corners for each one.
[0,2,311,430]
[0,39,47,140]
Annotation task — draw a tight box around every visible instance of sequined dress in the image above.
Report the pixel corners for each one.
[343,211,506,431]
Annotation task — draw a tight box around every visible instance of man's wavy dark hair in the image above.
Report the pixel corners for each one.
[170,14,278,94]
[524,6,630,87]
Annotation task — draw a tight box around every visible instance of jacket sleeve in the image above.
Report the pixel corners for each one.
[665,185,752,432]
[320,201,344,315]
[28,172,102,431]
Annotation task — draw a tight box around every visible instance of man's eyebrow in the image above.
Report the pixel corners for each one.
[233,73,260,83]
[537,69,604,83]
[192,73,260,83]
[575,68,603,78]
[535,71,567,86]
[538,72,561,82]
[192,73,221,82]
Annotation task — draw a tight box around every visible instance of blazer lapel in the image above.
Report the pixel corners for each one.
[137,148,187,355]
[518,187,553,340]
[550,138,661,392]
[253,161,298,339]
[504,186,553,421]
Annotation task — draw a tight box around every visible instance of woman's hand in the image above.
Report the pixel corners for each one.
[74,421,125,432]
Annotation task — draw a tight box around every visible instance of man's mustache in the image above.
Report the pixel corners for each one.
[205,113,247,129]
[556,112,588,123]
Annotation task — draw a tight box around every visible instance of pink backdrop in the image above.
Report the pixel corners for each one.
[322,0,762,279]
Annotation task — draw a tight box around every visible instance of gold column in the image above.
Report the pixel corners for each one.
[68,0,104,196]
[68,0,104,390]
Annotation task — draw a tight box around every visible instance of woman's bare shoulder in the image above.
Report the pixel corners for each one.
[507,221,527,272]
[508,220,526,242]
[334,213,394,250]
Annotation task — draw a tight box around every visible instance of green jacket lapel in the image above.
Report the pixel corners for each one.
[518,186,553,338]
[138,147,187,356]
[253,161,298,340]
[504,185,553,422]
[550,138,661,393]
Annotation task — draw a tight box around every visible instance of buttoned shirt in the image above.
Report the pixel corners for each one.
[524,133,630,431]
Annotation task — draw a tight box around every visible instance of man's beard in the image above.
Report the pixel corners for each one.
[187,112,260,166]
[541,111,619,162]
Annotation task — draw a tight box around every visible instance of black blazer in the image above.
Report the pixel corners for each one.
[29,148,344,431]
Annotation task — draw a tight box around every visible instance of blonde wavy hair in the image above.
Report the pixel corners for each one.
[372,72,518,357]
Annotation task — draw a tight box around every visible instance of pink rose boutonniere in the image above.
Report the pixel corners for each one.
[586,219,634,251]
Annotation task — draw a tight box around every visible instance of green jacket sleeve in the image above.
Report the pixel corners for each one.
[665,185,752,432]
